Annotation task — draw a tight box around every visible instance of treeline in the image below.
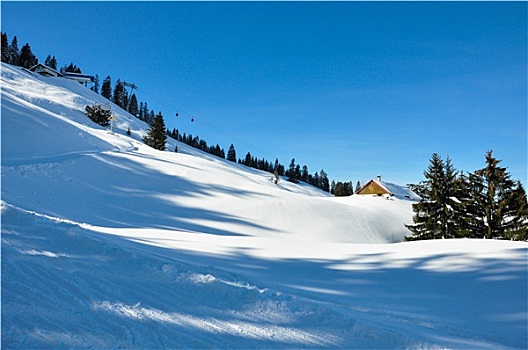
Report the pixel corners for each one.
[6,31,353,195]
[1,32,82,74]
[406,151,527,241]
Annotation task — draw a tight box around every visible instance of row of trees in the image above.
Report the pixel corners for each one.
[5,31,344,194]
[2,32,83,75]
[1,32,38,68]
[406,152,527,241]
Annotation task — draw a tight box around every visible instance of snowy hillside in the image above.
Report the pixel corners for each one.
[2,63,527,349]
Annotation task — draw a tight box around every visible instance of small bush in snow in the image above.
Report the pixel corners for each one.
[85,104,111,127]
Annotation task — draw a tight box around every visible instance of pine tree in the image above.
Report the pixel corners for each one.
[1,32,9,63]
[113,79,126,109]
[8,36,20,65]
[128,93,139,117]
[355,180,361,194]
[467,151,528,239]
[101,76,112,100]
[227,144,237,162]
[44,55,58,70]
[91,74,100,94]
[320,169,330,192]
[19,43,38,68]
[406,154,463,240]
[142,112,167,151]
[301,165,309,183]
[287,158,299,183]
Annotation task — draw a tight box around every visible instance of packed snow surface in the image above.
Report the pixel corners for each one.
[2,63,527,348]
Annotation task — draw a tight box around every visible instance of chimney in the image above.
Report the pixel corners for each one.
[377,175,382,182]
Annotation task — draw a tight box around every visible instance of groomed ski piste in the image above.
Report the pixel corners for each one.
[2,62,527,349]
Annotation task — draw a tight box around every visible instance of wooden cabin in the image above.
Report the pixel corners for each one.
[28,63,63,77]
[356,176,420,201]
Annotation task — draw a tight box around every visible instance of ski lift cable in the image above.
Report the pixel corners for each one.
[138,89,279,160]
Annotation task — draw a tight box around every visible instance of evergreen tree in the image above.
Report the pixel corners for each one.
[244,152,253,167]
[101,76,112,100]
[8,36,20,65]
[142,112,167,151]
[406,154,464,240]
[128,93,139,116]
[1,32,9,63]
[355,180,362,193]
[44,55,58,69]
[301,165,309,183]
[287,158,299,183]
[19,43,38,68]
[113,79,126,109]
[90,74,100,94]
[320,169,330,192]
[227,144,237,162]
[467,151,528,240]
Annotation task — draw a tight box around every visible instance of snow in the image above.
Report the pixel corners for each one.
[2,62,527,348]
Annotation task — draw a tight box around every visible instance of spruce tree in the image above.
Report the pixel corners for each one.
[91,74,100,94]
[8,36,20,65]
[113,79,126,109]
[227,144,237,162]
[19,43,38,68]
[1,32,9,63]
[406,154,464,240]
[44,55,58,69]
[128,93,139,117]
[467,151,528,239]
[287,158,299,183]
[142,112,167,151]
[101,76,112,100]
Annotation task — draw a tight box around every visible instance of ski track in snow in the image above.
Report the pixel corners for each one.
[2,62,527,349]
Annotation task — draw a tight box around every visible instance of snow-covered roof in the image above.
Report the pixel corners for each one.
[29,63,62,77]
[374,180,420,201]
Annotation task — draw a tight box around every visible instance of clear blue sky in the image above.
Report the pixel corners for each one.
[2,1,526,186]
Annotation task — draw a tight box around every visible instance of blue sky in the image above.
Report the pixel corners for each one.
[2,1,526,186]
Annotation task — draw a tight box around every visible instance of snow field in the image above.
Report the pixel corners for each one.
[2,62,527,348]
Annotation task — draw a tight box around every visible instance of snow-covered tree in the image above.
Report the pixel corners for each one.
[406,154,465,240]
[466,151,528,240]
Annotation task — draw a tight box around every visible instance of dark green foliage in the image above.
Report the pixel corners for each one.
[332,181,355,196]
[143,112,167,151]
[227,144,237,162]
[19,43,38,68]
[8,36,20,65]
[44,55,58,70]
[90,74,100,94]
[407,151,527,241]
[466,151,527,240]
[406,154,465,240]
[101,76,112,100]
[2,32,10,63]
[128,93,139,117]
[61,62,81,74]
[287,159,299,183]
[113,80,126,109]
[85,104,110,127]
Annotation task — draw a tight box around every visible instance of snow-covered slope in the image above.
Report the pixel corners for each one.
[2,63,527,349]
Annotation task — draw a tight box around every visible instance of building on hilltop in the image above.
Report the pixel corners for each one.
[28,63,62,77]
[355,176,420,201]
[29,64,94,86]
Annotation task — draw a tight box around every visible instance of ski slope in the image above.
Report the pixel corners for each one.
[2,63,527,349]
